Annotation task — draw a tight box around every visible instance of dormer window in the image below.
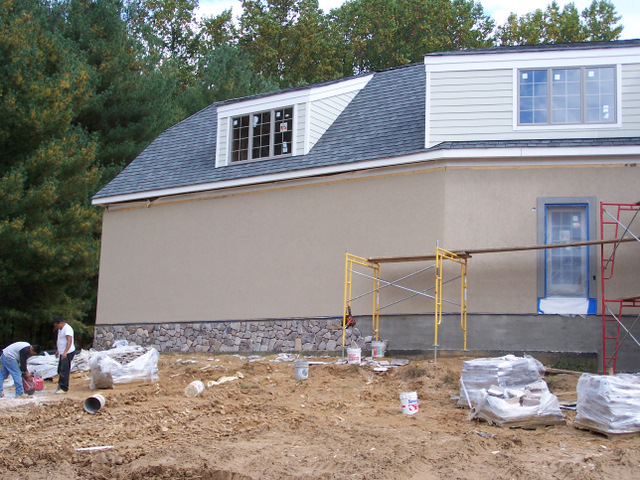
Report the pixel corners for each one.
[518,66,616,125]
[231,107,293,162]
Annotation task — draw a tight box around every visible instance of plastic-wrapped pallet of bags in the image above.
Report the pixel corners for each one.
[27,352,60,379]
[458,354,545,408]
[89,348,159,390]
[89,352,117,389]
[471,383,565,427]
[575,373,640,435]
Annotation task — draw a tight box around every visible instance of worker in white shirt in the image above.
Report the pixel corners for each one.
[53,317,77,393]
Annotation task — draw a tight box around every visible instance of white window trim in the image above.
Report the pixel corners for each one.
[512,64,622,131]
[424,46,640,72]
[229,106,295,163]
[215,74,373,167]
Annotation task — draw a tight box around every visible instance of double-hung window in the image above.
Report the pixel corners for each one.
[519,66,615,125]
[231,107,293,162]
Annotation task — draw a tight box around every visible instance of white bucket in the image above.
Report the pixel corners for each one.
[84,394,106,414]
[400,391,419,415]
[371,341,386,358]
[347,347,361,364]
[294,359,309,380]
[184,380,205,398]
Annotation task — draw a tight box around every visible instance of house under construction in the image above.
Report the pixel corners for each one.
[91,41,640,372]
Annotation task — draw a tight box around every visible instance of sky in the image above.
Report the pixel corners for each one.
[196,0,640,39]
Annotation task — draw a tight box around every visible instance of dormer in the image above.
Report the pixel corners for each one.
[215,74,373,168]
[423,41,640,147]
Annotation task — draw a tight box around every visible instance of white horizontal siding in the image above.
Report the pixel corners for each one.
[215,117,229,167]
[621,63,640,129]
[428,63,640,146]
[295,102,306,155]
[428,69,513,145]
[307,91,359,153]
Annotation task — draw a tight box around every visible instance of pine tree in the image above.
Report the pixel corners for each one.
[0,0,101,346]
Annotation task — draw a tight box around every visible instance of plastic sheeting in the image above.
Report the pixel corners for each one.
[26,350,97,379]
[470,385,565,427]
[575,373,640,435]
[25,346,159,386]
[89,348,159,390]
[25,352,60,379]
[459,355,564,427]
[538,297,589,315]
[458,354,545,408]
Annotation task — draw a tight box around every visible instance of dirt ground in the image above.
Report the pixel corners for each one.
[1,352,639,480]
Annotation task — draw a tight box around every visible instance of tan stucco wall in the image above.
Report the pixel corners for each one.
[95,163,640,325]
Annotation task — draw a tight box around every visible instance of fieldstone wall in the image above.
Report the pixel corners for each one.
[93,318,368,353]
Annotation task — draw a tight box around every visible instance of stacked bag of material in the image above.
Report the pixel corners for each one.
[458,354,545,408]
[458,354,565,427]
[27,345,158,381]
[575,373,640,435]
[89,347,159,390]
[25,352,62,379]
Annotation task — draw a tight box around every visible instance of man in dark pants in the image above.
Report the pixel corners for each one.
[0,342,42,398]
[53,317,76,393]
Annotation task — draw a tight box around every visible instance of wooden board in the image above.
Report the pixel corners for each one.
[368,237,637,264]
[574,419,640,439]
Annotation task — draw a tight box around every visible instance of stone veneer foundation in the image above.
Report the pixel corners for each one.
[93,319,368,353]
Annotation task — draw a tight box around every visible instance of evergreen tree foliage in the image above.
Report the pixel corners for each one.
[127,0,201,84]
[0,0,629,348]
[48,0,189,179]
[0,0,101,346]
[195,44,281,107]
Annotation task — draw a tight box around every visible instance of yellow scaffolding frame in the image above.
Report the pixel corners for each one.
[435,247,468,360]
[342,249,468,359]
[343,235,634,362]
[343,253,380,347]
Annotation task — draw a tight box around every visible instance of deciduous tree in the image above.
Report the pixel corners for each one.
[239,0,343,87]
[497,0,622,46]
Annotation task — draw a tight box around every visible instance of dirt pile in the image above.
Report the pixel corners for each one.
[1,353,638,479]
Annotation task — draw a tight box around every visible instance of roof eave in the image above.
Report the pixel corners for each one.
[91,144,640,206]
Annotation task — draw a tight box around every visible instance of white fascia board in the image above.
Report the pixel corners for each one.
[308,74,373,101]
[216,75,373,118]
[91,144,639,206]
[424,46,640,73]
[424,71,431,149]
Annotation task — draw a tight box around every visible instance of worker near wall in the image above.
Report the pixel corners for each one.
[0,342,42,398]
[53,316,77,394]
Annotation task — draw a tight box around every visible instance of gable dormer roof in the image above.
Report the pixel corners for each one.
[93,62,426,203]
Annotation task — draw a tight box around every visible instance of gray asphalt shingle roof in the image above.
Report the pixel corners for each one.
[93,40,640,201]
[93,63,427,200]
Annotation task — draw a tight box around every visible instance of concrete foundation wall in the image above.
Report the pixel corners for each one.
[94,313,640,373]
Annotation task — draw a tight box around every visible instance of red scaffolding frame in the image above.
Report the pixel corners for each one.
[600,201,640,374]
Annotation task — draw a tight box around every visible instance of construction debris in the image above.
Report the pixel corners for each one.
[89,348,159,390]
[207,372,243,388]
[457,354,545,408]
[458,354,564,428]
[26,345,155,380]
[574,373,640,436]
[469,380,565,427]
